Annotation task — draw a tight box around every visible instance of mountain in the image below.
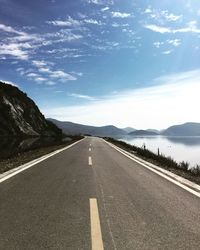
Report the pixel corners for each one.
[162,122,200,136]
[0,81,62,136]
[48,118,127,137]
[122,127,136,133]
[128,130,159,136]
[146,129,160,134]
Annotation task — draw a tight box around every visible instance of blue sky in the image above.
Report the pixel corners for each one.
[1,0,200,129]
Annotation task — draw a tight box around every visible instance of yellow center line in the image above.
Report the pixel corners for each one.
[90,198,104,250]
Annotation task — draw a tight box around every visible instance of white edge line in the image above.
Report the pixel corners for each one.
[0,138,85,184]
[104,139,200,198]
[90,198,104,250]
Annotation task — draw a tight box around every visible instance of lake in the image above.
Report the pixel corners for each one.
[121,136,200,167]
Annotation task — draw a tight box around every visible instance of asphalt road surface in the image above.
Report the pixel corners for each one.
[0,137,200,250]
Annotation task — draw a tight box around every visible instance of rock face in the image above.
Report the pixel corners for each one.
[0,82,62,136]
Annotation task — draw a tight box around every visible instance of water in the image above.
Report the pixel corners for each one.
[121,136,200,167]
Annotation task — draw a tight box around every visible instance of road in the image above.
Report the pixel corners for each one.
[0,137,200,250]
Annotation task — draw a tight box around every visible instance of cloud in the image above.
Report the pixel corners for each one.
[42,69,200,129]
[68,93,96,100]
[31,60,77,83]
[144,24,171,33]
[47,17,81,27]
[153,41,164,48]
[34,77,47,82]
[144,9,182,23]
[0,23,25,35]
[0,23,44,61]
[111,12,131,18]
[144,21,200,34]
[0,43,29,60]
[32,60,48,67]
[87,0,101,4]
[26,73,39,78]
[167,39,181,47]
[162,50,173,55]
[144,8,152,14]
[84,19,103,25]
[50,70,77,81]
[101,7,109,12]
[86,0,113,5]
[164,12,182,22]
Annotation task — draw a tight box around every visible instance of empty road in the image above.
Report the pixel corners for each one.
[0,137,200,250]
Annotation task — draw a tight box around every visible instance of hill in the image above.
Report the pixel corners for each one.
[48,118,127,137]
[0,81,62,137]
[162,122,200,136]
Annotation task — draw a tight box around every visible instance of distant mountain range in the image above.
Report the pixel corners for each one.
[49,119,200,137]
[48,119,127,137]
[0,82,62,137]
[122,127,136,133]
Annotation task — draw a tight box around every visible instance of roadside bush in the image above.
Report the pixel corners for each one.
[179,161,189,171]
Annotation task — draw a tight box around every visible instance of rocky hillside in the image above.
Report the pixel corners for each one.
[0,81,62,136]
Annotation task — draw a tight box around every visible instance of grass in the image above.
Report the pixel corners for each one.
[105,137,200,185]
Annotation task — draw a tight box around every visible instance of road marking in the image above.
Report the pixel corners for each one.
[0,138,85,184]
[90,198,104,250]
[89,148,92,152]
[89,156,92,166]
[90,143,92,146]
[104,140,200,198]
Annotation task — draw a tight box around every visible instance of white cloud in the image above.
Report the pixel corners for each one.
[167,39,181,47]
[101,7,109,12]
[87,0,101,4]
[50,70,77,81]
[42,70,200,129]
[145,9,182,23]
[47,17,81,27]
[144,8,152,14]
[0,23,25,35]
[0,23,44,61]
[84,19,103,25]
[0,43,29,60]
[111,12,131,18]
[162,50,173,55]
[153,41,164,48]
[26,73,39,78]
[35,77,47,82]
[144,24,171,33]
[87,0,113,5]
[144,21,200,34]
[164,12,182,22]
[69,93,96,100]
[31,60,77,83]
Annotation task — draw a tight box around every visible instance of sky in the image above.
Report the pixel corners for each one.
[0,0,200,129]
